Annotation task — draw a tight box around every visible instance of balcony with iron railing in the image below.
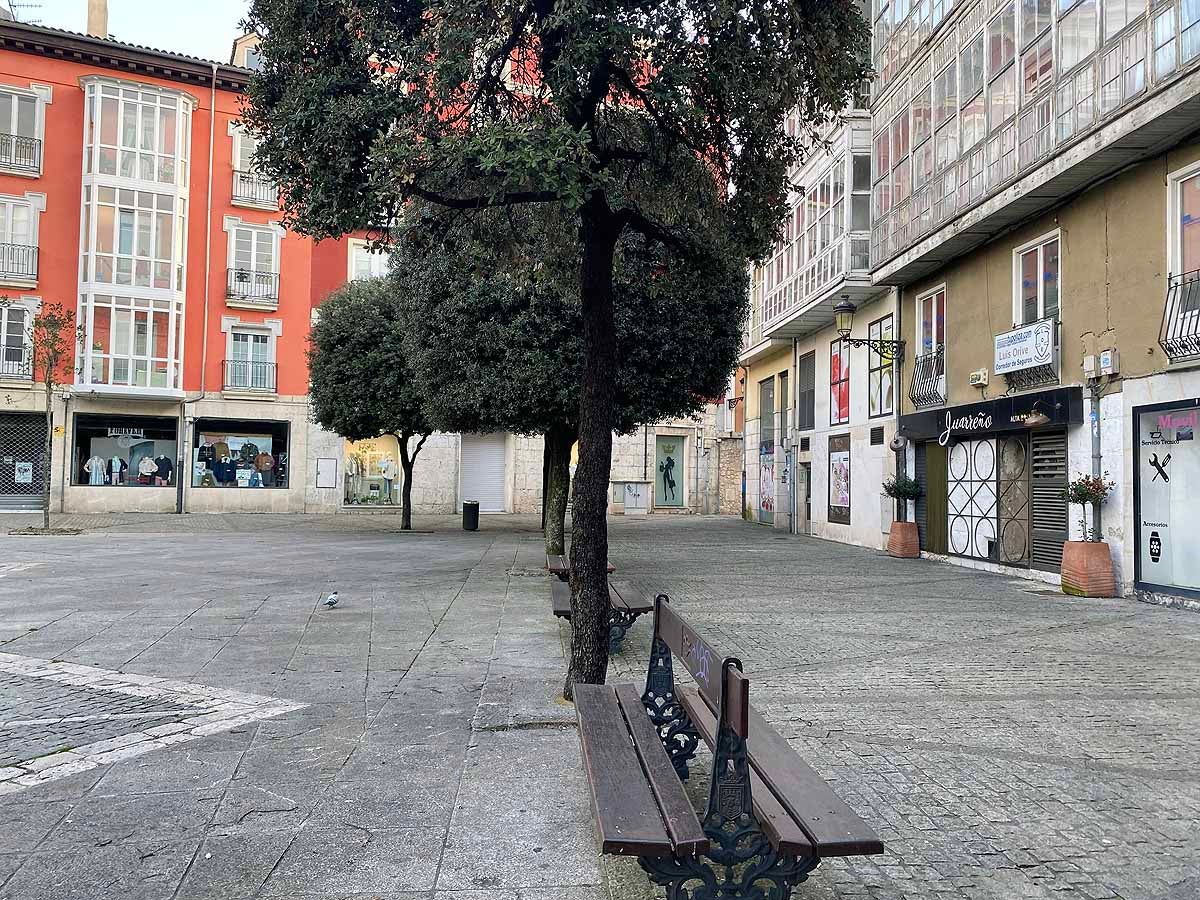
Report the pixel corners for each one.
[0,243,37,282]
[1161,269,1200,362]
[0,133,42,174]
[998,319,1061,392]
[0,347,31,380]
[223,359,277,393]
[908,345,946,409]
[227,268,280,305]
[232,169,278,208]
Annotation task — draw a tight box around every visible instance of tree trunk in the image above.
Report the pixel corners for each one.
[543,422,575,557]
[42,382,52,531]
[565,198,620,700]
[397,431,427,532]
[541,442,549,532]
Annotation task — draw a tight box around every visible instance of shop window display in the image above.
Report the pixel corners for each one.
[192,419,288,489]
[73,414,177,486]
[343,436,400,504]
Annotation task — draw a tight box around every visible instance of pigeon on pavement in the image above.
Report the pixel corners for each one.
[323,591,339,608]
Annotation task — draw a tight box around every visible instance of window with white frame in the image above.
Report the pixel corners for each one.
[228,327,274,390]
[868,314,895,417]
[84,81,190,187]
[82,185,183,291]
[1185,0,1200,63]
[1171,166,1200,274]
[0,302,30,377]
[918,286,946,355]
[1014,233,1060,324]
[1059,0,1098,72]
[0,88,43,173]
[0,197,38,280]
[1154,7,1178,78]
[1020,0,1052,49]
[229,224,280,301]
[82,293,182,389]
[351,241,390,279]
[231,126,277,206]
[1104,0,1148,42]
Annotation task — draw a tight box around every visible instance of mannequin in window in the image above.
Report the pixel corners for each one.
[154,454,174,486]
[107,456,128,485]
[83,454,106,486]
[137,455,158,486]
[254,450,275,487]
[197,441,216,469]
[379,457,397,503]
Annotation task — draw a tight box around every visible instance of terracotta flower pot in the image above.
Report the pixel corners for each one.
[1061,541,1116,598]
[887,521,920,558]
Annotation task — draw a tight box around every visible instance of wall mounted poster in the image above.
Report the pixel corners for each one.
[1137,401,1200,596]
[828,434,851,524]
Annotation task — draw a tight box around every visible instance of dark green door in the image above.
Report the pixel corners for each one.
[924,441,948,554]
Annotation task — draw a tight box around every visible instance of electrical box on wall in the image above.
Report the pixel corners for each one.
[1099,348,1120,376]
[968,368,989,387]
[1083,354,1098,378]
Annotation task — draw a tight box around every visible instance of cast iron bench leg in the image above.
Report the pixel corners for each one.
[638,700,819,899]
[607,608,638,654]
[641,628,700,780]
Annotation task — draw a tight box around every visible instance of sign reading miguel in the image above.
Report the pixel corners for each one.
[994,317,1055,375]
[899,387,1084,445]
[1135,398,1200,598]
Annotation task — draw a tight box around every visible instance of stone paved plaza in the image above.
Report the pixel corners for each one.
[0,513,1197,899]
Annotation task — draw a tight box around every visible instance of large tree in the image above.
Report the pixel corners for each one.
[308,279,433,529]
[396,199,747,558]
[243,0,869,692]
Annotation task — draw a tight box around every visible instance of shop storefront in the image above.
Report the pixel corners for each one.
[1134,398,1200,600]
[900,388,1083,572]
[73,414,178,489]
[191,418,289,490]
[344,435,400,506]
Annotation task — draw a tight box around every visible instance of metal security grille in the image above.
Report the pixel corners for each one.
[915,441,928,548]
[0,412,46,511]
[1031,430,1069,571]
[947,438,998,560]
[997,436,1031,566]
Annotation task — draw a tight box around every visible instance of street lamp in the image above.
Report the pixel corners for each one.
[832,295,906,361]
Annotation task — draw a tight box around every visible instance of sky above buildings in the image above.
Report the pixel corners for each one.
[17,0,251,63]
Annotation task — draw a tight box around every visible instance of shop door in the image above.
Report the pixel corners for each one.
[997,436,1031,566]
[947,438,998,560]
[655,435,685,508]
[921,442,948,553]
[1030,430,1069,571]
[758,378,775,524]
[0,412,46,511]
[797,461,812,533]
[461,433,507,512]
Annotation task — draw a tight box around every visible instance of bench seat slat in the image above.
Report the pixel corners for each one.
[608,581,654,614]
[575,684,676,856]
[613,683,708,857]
[743,704,884,857]
[546,554,616,576]
[677,685,814,857]
[551,581,573,617]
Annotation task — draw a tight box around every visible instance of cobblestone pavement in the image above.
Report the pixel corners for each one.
[0,514,1196,899]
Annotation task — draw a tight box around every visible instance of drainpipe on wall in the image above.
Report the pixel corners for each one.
[179,62,220,514]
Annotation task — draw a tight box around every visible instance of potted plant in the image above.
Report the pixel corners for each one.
[883,472,922,558]
[1060,472,1117,597]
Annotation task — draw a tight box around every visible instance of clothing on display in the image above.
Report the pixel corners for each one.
[192,427,287,489]
[154,456,174,484]
[83,455,106,486]
[137,456,158,485]
[107,456,128,485]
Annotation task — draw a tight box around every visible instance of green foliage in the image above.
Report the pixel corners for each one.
[882,472,922,502]
[242,0,871,261]
[395,194,748,437]
[1064,473,1115,507]
[306,279,432,442]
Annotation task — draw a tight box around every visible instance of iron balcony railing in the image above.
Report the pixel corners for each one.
[0,133,41,173]
[227,268,280,302]
[0,243,37,281]
[223,359,277,393]
[1161,269,1200,362]
[0,348,32,379]
[908,346,946,409]
[232,169,278,207]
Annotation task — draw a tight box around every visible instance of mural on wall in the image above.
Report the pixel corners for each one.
[828,434,851,525]
[1137,402,1200,595]
[759,446,775,523]
[655,435,684,508]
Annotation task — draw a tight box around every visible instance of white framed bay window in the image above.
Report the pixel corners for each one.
[349,239,390,280]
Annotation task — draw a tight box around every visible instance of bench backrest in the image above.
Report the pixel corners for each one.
[653,596,748,738]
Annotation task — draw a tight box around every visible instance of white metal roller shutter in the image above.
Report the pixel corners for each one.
[461,433,507,512]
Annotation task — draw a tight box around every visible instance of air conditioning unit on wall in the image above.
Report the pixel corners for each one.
[968,368,988,387]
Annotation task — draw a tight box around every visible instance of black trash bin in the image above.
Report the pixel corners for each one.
[462,500,479,531]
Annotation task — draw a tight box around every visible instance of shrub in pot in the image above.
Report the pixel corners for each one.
[1061,473,1117,598]
[883,472,922,558]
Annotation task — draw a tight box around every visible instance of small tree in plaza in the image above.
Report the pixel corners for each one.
[308,279,433,530]
[397,200,747,558]
[243,0,870,693]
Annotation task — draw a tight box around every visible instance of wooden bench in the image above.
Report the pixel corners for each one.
[574,595,883,899]
[551,580,653,652]
[546,553,615,582]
